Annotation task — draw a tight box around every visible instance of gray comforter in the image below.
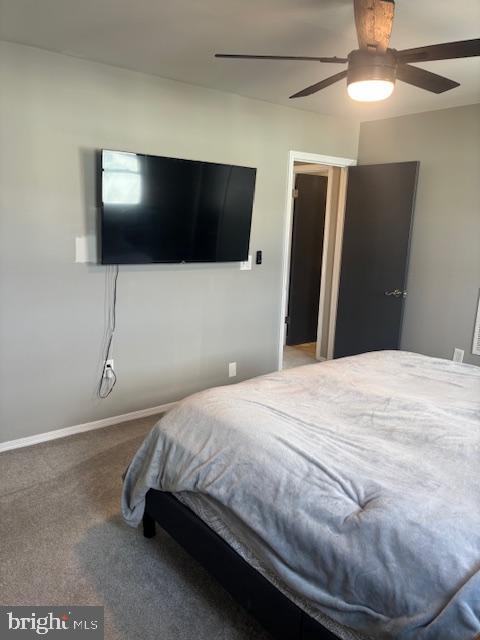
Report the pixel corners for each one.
[122,351,480,640]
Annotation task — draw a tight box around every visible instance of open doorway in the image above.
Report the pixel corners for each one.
[284,164,328,369]
[279,151,356,370]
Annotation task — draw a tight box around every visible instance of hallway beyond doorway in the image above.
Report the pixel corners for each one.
[283,342,317,369]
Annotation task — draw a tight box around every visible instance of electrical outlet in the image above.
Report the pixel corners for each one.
[453,348,464,363]
[228,362,237,378]
[103,359,115,378]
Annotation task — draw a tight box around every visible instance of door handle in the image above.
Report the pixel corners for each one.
[384,289,406,298]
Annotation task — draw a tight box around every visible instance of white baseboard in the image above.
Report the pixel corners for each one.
[0,401,178,454]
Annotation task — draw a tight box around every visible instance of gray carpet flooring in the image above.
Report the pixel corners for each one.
[0,416,270,640]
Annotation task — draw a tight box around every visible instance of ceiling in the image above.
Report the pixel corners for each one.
[1,0,479,121]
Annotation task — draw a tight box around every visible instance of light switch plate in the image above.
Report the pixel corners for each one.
[75,235,97,263]
[239,255,252,271]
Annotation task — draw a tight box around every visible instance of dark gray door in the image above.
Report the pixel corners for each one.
[286,174,327,346]
[334,162,419,359]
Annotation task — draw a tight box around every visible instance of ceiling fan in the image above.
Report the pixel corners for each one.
[215,0,480,102]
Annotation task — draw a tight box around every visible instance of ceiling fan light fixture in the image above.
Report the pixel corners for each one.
[347,78,395,102]
[346,49,396,102]
[215,0,480,102]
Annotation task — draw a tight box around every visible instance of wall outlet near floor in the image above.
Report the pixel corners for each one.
[103,359,115,379]
[452,348,464,363]
[228,362,237,377]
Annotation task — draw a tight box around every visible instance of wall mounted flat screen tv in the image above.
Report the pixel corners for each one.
[99,149,257,264]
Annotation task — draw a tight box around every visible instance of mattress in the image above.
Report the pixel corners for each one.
[122,350,480,639]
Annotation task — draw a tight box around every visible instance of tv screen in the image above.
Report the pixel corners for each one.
[100,149,256,264]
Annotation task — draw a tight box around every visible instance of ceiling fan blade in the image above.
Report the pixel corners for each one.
[397,38,480,63]
[290,70,348,98]
[396,64,460,93]
[354,0,395,53]
[214,54,348,63]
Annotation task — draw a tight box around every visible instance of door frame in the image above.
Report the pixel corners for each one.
[278,151,356,371]
[285,166,329,348]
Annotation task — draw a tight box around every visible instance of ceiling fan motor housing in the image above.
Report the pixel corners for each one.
[347,49,397,86]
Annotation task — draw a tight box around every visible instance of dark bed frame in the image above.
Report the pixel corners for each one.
[143,489,340,640]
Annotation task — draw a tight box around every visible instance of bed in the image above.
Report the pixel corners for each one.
[122,351,480,640]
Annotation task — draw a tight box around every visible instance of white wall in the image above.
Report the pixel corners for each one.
[358,104,480,366]
[0,41,359,442]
